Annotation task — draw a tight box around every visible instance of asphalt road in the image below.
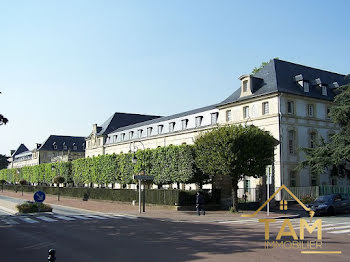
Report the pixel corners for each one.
[0,213,350,262]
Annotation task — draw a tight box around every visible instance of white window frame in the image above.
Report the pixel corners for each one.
[211,112,218,125]
[157,125,163,135]
[195,116,203,128]
[243,106,249,119]
[226,110,232,122]
[147,127,152,137]
[181,119,188,130]
[137,129,143,138]
[321,85,327,96]
[243,80,248,92]
[262,102,269,115]
[169,122,175,132]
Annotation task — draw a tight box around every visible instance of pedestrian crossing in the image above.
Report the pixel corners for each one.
[217,218,350,235]
[0,213,137,226]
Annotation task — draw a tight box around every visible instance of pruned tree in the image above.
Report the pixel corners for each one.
[194,124,278,211]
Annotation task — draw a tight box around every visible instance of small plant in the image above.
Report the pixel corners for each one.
[301,195,316,204]
[16,201,52,213]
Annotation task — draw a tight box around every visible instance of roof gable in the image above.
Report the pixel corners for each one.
[12,144,29,157]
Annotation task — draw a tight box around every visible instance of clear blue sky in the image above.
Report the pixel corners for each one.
[1,0,349,155]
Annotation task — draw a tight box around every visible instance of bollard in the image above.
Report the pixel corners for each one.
[48,249,56,262]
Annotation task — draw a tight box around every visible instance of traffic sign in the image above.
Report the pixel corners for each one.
[34,191,46,203]
[133,175,154,181]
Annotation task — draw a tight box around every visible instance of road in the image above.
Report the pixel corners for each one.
[0,195,350,261]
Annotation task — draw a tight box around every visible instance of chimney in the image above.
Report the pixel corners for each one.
[36,143,42,149]
[93,124,98,134]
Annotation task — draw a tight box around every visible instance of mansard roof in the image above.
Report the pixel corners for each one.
[97,113,162,135]
[109,104,218,134]
[12,144,29,157]
[219,59,350,106]
[39,135,86,152]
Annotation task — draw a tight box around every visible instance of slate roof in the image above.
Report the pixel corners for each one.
[39,135,86,152]
[11,144,29,157]
[109,104,218,134]
[97,113,162,136]
[219,59,350,106]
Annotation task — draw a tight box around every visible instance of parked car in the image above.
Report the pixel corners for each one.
[306,193,350,216]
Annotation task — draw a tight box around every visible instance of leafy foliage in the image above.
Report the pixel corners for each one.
[16,201,52,213]
[300,83,350,177]
[194,124,278,210]
[0,154,9,170]
[0,144,198,186]
[252,58,279,74]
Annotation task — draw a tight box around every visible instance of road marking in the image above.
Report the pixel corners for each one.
[329,229,350,234]
[86,215,108,220]
[36,216,57,222]
[18,217,39,224]
[53,215,76,221]
[323,225,350,231]
[70,215,92,220]
[2,218,19,225]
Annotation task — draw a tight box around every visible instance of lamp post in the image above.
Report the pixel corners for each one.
[130,141,146,213]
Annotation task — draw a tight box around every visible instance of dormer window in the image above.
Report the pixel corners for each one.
[322,85,327,96]
[137,129,143,138]
[195,116,203,127]
[181,119,188,130]
[121,133,125,141]
[73,143,77,150]
[129,131,134,140]
[169,122,175,132]
[211,112,218,125]
[226,110,232,122]
[53,142,57,150]
[304,81,309,93]
[243,80,248,92]
[63,143,67,150]
[157,125,163,134]
[147,127,152,136]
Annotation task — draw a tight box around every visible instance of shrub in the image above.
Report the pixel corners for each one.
[301,195,316,204]
[16,201,52,213]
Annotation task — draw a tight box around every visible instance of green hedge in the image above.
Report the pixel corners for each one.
[0,145,199,186]
[3,184,220,206]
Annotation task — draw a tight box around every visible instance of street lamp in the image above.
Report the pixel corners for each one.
[130,141,146,213]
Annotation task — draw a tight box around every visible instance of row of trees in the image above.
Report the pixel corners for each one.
[0,125,279,210]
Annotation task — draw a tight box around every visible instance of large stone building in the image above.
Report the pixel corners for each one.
[85,59,349,192]
[8,135,86,169]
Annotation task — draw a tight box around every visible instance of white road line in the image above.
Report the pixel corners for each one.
[36,216,57,222]
[18,217,39,224]
[86,215,108,220]
[323,225,350,231]
[53,215,76,221]
[2,218,19,225]
[70,215,92,220]
[329,229,350,234]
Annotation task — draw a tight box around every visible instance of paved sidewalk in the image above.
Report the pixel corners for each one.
[0,190,299,222]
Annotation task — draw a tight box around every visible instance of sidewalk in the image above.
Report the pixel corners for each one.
[0,190,300,222]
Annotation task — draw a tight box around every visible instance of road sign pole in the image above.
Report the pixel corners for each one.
[267,181,270,217]
[138,179,141,214]
[142,184,145,212]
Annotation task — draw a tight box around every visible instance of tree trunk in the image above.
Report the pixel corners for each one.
[232,179,239,211]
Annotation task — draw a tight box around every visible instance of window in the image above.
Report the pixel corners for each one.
[121,133,125,141]
[307,104,314,117]
[63,144,67,150]
[211,113,218,125]
[73,144,77,150]
[147,127,152,136]
[129,131,134,140]
[114,135,118,142]
[287,101,294,114]
[181,119,188,130]
[157,125,163,135]
[322,85,327,96]
[326,106,331,119]
[195,116,203,127]
[226,110,232,122]
[290,171,297,187]
[243,80,248,92]
[243,106,249,119]
[262,102,269,115]
[310,132,316,148]
[137,129,143,138]
[169,122,175,132]
[288,130,295,154]
[53,143,57,150]
[304,81,309,93]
